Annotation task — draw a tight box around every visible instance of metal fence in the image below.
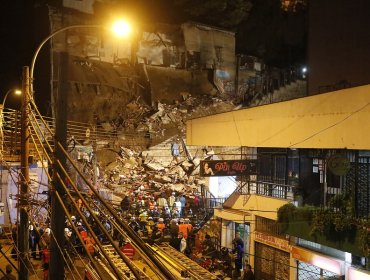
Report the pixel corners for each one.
[238,180,294,200]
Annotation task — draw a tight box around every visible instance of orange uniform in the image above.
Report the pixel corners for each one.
[178,223,188,239]
[85,236,96,254]
[157,223,166,232]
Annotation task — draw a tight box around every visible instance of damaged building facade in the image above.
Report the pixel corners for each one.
[48,3,237,126]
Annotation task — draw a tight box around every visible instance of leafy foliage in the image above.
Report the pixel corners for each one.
[278,202,370,257]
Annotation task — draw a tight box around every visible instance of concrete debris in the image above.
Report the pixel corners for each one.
[76,94,238,204]
[145,162,166,171]
[101,122,115,132]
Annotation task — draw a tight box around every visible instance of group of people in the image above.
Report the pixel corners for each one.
[193,232,255,279]
[120,190,201,220]
[119,187,256,279]
[5,184,255,280]
[9,222,51,280]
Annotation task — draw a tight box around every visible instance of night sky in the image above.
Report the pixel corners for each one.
[0,1,35,108]
[7,1,370,114]
[308,0,370,94]
[0,0,52,114]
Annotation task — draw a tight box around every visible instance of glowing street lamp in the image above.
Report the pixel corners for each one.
[1,89,22,109]
[30,20,133,91]
[112,20,132,37]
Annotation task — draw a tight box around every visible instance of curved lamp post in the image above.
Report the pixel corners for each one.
[2,89,22,108]
[22,21,133,280]
[30,22,132,92]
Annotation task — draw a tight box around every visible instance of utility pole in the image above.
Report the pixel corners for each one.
[49,52,69,280]
[19,66,30,280]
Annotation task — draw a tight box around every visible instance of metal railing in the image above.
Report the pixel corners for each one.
[237,180,294,200]
[0,108,149,162]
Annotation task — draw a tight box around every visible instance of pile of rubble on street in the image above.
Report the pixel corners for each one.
[74,93,239,204]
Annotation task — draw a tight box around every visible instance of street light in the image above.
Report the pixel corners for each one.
[30,20,133,92]
[24,19,133,280]
[112,19,132,37]
[2,89,22,109]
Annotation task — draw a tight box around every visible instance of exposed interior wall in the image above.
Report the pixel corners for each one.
[182,22,235,70]
[49,6,238,122]
[52,54,138,123]
[146,66,216,104]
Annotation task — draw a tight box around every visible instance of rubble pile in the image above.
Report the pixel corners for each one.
[98,140,208,205]
[94,93,237,204]
[99,94,236,144]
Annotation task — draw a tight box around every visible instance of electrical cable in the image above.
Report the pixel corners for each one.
[54,190,106,280]
[54,169,134,280]
[0,157,77,278]
[89,199,168,280]
[57,141,177,280]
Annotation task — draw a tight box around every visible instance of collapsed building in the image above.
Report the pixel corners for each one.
[41,1,306,204]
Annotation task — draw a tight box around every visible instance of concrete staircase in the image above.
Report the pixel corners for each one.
[222,192,241,209]
[249,79,307,107]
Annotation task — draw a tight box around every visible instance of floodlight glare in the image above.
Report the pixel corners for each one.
[112,20,132,37]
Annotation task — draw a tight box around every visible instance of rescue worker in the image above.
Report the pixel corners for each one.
[178,218,188,239]
[146,217,155,236]
[168,192,176,211]
[151,224,163,244]
[157,218,166,232]
[41,244,50,280]
[84,232,96,256]
[129,217,140,233]
[156,193,168,211]
[184,218,193,237]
